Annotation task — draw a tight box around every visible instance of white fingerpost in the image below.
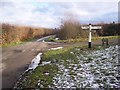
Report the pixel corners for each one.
[81,24,102,48]
[88,24,92,48]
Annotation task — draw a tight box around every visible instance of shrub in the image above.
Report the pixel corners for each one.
[58,15,97,40]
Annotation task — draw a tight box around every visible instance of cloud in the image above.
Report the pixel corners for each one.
[0,0,118,28]
[57,0,119,2]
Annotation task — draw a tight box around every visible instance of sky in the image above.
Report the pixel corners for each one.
[0,0,119,28]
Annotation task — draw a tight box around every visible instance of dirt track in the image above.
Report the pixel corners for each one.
[1,37,118,89]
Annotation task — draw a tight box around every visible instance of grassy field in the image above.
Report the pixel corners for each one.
[1,35,118,47]
[16,44,119,88]
[44,36,118,43]
[1,37,39,48]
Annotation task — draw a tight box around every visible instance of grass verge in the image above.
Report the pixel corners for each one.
[1,37,39,48]
[55,36,118,43]
[16,45,108,88]
[2,41,24,48]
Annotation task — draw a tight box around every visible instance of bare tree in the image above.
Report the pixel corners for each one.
[58,14,87,40]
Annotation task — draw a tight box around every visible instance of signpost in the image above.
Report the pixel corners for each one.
[81,24,102,48]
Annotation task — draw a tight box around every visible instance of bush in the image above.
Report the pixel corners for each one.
[102,23,119,36]
[58,15,97,40]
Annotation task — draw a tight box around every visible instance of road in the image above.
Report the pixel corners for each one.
[1,36,118,89]
[1,36,68,89]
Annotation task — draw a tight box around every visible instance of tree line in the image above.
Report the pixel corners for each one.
[57,15,119,40]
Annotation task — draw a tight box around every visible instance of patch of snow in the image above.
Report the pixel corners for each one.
[91,84,99,88]
[49,47,63,50]
[41,61,51,66]
[65,69,69,72]
[55,38,59,40]
[44,72,49,75]
[27,53,42,70]
[36,35,55,42]
[70,52,74,54]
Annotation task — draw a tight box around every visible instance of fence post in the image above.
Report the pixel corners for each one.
[102,38,105,46]
[106,38,109,46]
[102,38,109,46]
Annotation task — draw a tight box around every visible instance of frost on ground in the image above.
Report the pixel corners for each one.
[27,53,42,70]
[49,47,63,50]
[16,45,119,88]
[52,45,119,88]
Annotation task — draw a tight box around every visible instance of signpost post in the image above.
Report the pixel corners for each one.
[82,24,102,48]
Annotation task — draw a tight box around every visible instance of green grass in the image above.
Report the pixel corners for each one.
[55,36,118,43]
[2,41,24,48]
[41,47,78,66]
[1,37,38,48]
[44,37,56,42]
[1,35,118,47]
[22,64,58,88]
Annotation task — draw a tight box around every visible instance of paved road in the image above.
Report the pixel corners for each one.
[2,36,68,89]
[1,36,118,89]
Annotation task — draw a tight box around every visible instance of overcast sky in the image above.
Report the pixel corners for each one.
[0,0,119,28]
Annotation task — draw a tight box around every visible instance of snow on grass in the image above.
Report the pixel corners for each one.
[52,45,119,88]
[27,53,42,70]
[41,61,51,66]
[55,38,59,40]
[16,45,119,88]
[49,47,63,50]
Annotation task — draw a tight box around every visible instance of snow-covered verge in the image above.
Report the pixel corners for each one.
[52,45,119,88]
[15,45,119,89]
[14,53,43,88]
[27,53,42,70]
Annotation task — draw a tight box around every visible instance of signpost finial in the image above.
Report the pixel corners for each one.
[89,23,91,25]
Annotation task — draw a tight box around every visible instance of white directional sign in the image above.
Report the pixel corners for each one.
[81,24,102,48]
[81,26,102,30]
[81,26,89,29]
[90,26,102,29]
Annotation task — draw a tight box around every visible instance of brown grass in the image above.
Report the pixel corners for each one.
[1,23,56,46]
